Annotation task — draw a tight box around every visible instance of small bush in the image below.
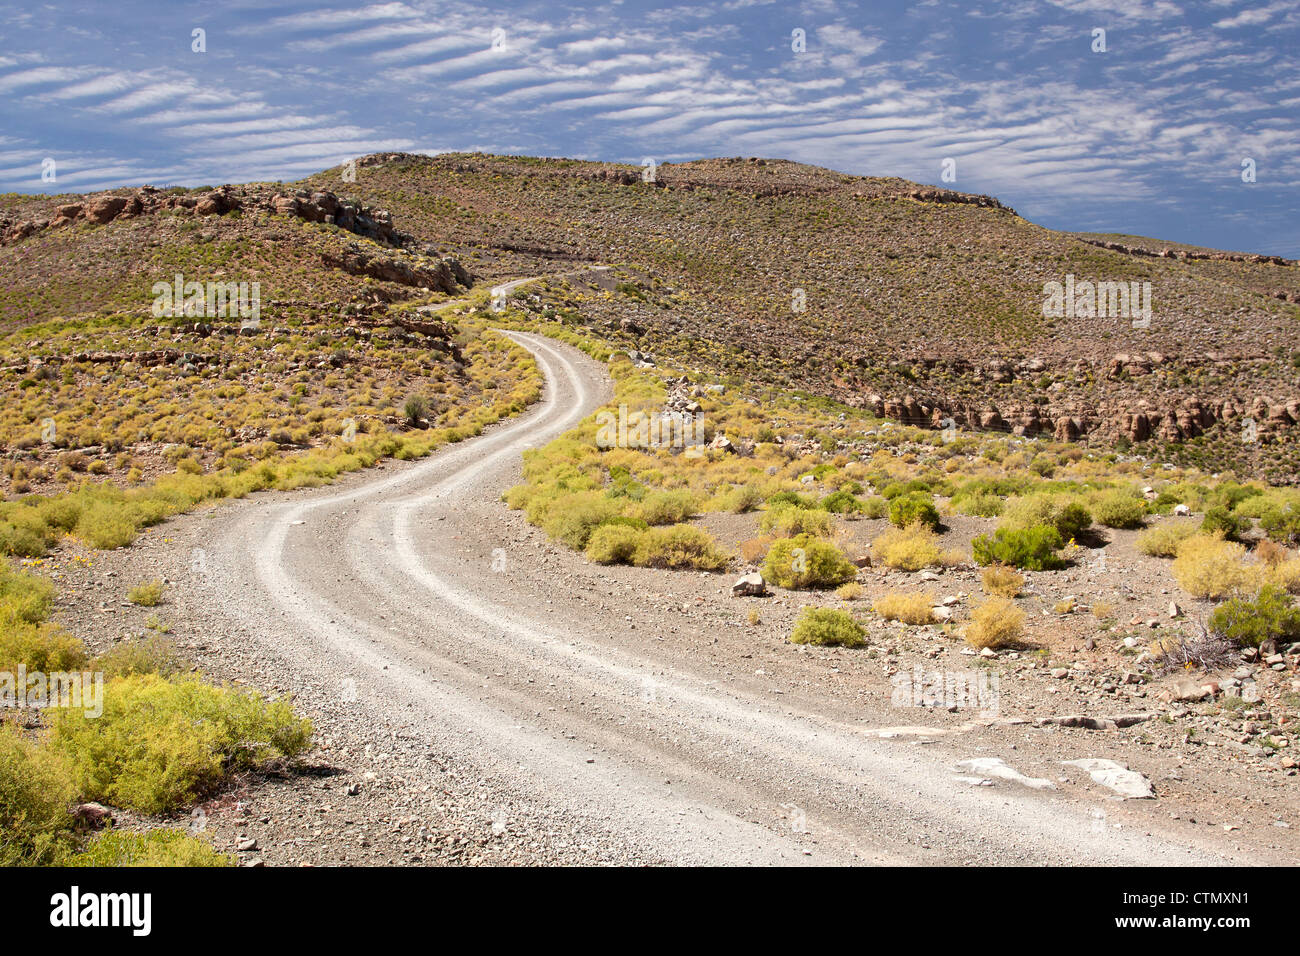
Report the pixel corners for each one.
[980,564,1024,598]
[888,492,940,531]
[820,490,864,514]
[0,727,76,866]
[1171,535,1254,600]
[584,523,644,564]
[403,395,428,426]
[69,829,234,867]
[859,495,888,519]
[835,582,863,601]
[74,502,138,549]
[766,491,814,509]
[954,492,1004,518]
[762,534,857,589]
[636,489,698,526]
[542,491,622,550]
[719,484,764,514]
[1208,585,1300,647]
[632,525,730,571]
[1136,523,1195,558]
[0,622,88,673]
[1201,505,1250,541]
[1001,496,1091,540]
[965,597,1025,649]
[1265,557,1300,595]
[1092,492,1146,530]
[50,675,313,814]
[127,579,165,607]
[760,504,832,538]
[95,634,183,679]
[1260,505,1300,546]
[871,523,960,572]
[873,591,936,625]
[790,607,865,647]
[972,525,1064,571]
[739,535,773,564]
[0,565,56,626]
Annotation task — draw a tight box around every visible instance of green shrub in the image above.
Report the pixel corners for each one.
[762,534,857,589]
[636,489,698,525]
[888,492,940,530]
[790,607,865,647]
[859,495,888,519]
[73,502,139,549]
[50,675,313,814]
[718,484,764,514]
[0,726,76,866]
[1201,505,1250,541]
[819,490,864,514]
[69,829,234,867]
[1260,505,1300,546]
[1091,492,1146,529]
[541,491,622,550]
[1001,495,1091,539]
[1208,585,1300,647]
[0,622,88,673]
[766,491,814,509]
[760,504,832,537]
[585,523,644,564]
[402,395,428,425]
[632,525,729,570]
[127,579,165,607]
[972,525,1065,571]
[0,564,56,627]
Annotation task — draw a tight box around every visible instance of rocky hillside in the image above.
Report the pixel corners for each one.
[3,151,1298,480]
[298,153,1299,481]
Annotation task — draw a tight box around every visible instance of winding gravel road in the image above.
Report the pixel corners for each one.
[191,325,1256,866]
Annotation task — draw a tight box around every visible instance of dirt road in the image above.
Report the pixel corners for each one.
[152,325,1283,866]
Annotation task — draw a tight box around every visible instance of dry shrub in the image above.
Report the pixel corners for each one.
[1256,539,1289,568]
[1264,557,1300,595]
[871,523,962,572]
[739,535,773,565]
[964,597,1025,649]
[980,564,1024,598]
[873,591,936,625]
[1171,534,1254,600]
[835,582,864,601]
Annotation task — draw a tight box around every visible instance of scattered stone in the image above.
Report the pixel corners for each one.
[954,758,1055,791]
[731,573,768,597]
[1062,759,1155,799]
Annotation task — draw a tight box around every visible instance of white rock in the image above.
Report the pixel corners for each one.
[1062,758,1155,799]
[954,758,1055,791]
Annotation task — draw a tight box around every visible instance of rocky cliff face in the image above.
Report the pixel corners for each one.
[3,183,410,249]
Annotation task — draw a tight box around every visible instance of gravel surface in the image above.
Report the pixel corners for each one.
[48,330,1297,866]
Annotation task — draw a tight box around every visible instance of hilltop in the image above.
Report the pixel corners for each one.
[2,151,1298,480]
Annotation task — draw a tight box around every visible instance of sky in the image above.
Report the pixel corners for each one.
[1,0,1297,256]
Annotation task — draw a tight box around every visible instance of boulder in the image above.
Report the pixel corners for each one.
[731,573,768,597]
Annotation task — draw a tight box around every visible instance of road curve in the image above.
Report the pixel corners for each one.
[195,328,1251,866]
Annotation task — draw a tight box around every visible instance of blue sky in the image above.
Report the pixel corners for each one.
[2,0,1297,256]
